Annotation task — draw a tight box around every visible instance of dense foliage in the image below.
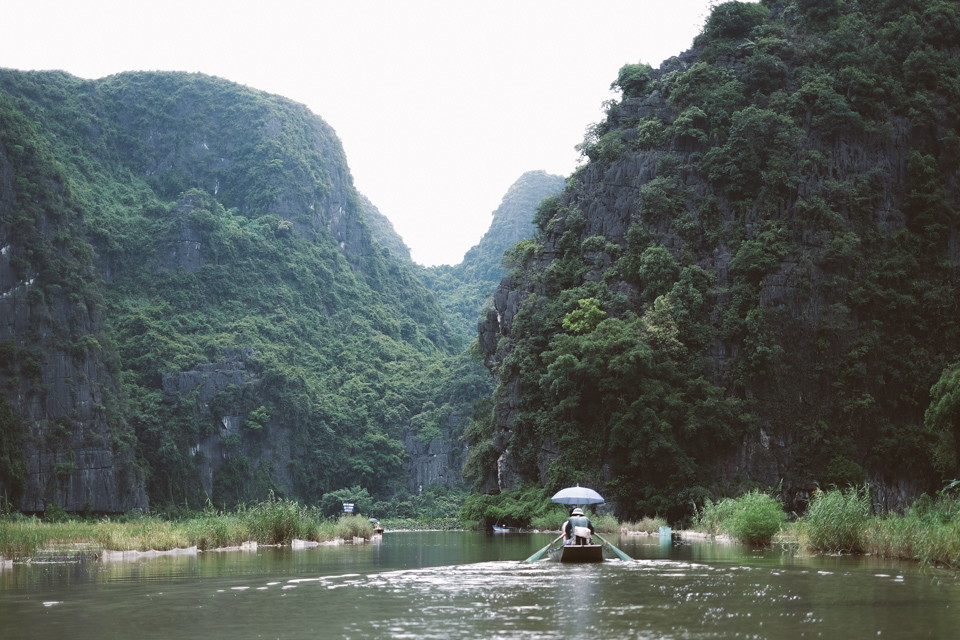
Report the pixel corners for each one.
[0,70,478,512]
[470,0,960,521]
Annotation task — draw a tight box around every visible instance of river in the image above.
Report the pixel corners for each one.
[2,531,958,639]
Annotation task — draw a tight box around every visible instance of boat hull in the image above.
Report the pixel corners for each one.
[548,544,605,563]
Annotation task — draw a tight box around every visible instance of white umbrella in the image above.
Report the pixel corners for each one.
[551,485,604,506]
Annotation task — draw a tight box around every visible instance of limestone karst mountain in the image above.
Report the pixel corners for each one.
[471,0,960,519]
[0,70,454,512]
[3,0,959,521]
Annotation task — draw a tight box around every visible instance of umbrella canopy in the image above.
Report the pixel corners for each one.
[368,518,380,523]
[551,485,604,506]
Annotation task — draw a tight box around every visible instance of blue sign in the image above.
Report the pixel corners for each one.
[343,503,354,513]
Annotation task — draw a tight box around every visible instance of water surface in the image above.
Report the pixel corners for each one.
[2,531,958,639]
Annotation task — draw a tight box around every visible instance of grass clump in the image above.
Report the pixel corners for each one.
[795,485,870,553]
[621,516,668,534]
[695,489,786,545]
[796,484,960,567]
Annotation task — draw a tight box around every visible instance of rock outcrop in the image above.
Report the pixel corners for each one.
[402,413,469,494]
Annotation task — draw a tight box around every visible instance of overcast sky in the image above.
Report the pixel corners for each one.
[3,0,731,266]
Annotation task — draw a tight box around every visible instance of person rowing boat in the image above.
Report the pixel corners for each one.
[566,508,595,545]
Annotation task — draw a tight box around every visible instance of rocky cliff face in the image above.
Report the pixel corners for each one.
[476,1,960,517]
[0,97,147,512]
[0,69,454,512]
[402,412,469,494]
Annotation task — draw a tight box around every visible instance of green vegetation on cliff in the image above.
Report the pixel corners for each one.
[417,170,565,346]
[0,70,466,512]
[471,0,960,521]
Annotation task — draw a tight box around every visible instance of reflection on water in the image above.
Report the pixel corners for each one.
[2,532,959,639]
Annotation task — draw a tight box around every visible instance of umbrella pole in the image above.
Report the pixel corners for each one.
[522,535,563,563]
[594,533,634,561]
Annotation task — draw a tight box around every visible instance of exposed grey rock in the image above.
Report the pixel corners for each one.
[160,349,296,498]
[402,412,468,493]
[162,348,254,406]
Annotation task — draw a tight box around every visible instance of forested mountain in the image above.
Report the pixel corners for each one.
[472,0,960,520]
[0,70,470,513]
[4,0,958,523]
[417,171,565,345]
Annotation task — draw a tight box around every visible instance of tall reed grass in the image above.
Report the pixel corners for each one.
[797,486,960,567]
[795,485,870,553]
[621,516,668,534]
[0,498,373,561]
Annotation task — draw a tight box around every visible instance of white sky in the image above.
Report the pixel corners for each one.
[2,0,727,266]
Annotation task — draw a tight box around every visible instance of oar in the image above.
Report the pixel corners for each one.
[523,535,563,563]
[594,532,634,561]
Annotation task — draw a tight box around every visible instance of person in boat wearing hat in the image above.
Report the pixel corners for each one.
[566,508,595,546]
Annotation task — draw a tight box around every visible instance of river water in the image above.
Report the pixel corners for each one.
[2,531,958,639]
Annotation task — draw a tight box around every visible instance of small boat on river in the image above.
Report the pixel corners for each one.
[547,543,605,563]
[521,485,635,564]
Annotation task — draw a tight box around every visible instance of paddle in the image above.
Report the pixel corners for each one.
[522,535,563,563]
[594,532,634,561]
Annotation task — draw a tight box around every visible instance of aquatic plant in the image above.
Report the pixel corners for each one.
[796,485,870,553]
[591,514,621,534]
[695,490,786,545]
[621,516,668,534]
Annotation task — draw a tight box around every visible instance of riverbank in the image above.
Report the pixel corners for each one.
[0,499,374,561]
[694,486,960,568]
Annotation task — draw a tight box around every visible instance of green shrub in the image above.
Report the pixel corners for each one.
[635,118,667,148]
[695,1,769,45]
[458,485,557,529]
[530,505,570,531]
[797,485,870,553]
[696,490,786,544]
[592,514,620,534]
[724,490,787,544]
[820,455,867,489]
[673,106,709,143]
[611,63,653,99]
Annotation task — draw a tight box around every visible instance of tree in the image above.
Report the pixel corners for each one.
[695,1,769,45]
[926,363,960,478]
[611,63,653,99]
[562,298,606,334]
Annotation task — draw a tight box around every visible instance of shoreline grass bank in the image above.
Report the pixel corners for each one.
[794,485,960,568]
[695,485,960,568]
[0,499,373,561]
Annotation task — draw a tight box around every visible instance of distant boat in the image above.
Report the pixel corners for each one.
[492,524,510,532]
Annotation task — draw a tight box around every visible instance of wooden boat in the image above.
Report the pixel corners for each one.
[548,543,605,563]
